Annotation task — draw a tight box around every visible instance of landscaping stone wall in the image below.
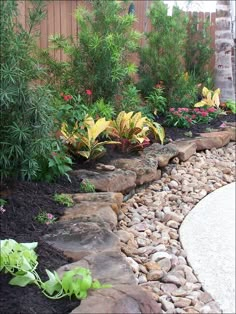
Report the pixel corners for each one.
[44,126,235,314]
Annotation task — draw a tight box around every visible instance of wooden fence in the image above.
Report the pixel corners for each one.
[17,0,216,68]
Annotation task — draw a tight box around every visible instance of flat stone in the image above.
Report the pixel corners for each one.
[222,127,236,141]
[160,283,178,295]
[71,284,163,313]
[43,219,120,261]
[60,202,117,230]
[57,250,136,286]
[72,169,136,193]
[173,297,192,308]
[197,131,231,149]
[143,143,179,167]
[162,272,186,286]
[71,192,123,214]
[173,140,197,161]
[95,163,116,171]
[111,156,161,185]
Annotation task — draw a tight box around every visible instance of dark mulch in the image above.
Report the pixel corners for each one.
[157,112,235,142]
[0,112,235,314]
[0,178,84,314]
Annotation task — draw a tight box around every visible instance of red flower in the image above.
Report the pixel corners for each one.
[207,107,216,113]
[169,108,175,112]
[86,89,92,96]
[63,95,72,101]
[201,112,208,117]
[191,114,197,119]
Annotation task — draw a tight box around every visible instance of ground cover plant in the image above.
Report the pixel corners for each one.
[0,239,109,300]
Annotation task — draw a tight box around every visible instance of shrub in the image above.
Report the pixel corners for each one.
[170,72,199,109]
[44,0,141,106]
[138,0,188,103]
[185,13,214,86]
[0,0,56,180]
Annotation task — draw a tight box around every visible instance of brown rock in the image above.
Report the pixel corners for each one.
[145,261,161,271]
[197,131,231,149]
[147,270,164,281]
[222,126,236,141]
[143,143,179,167]
[173,140,197,161]
[60,202,117,230]
[95,163,116,171]
[111,156,161,185]
[71,284,163,313]
[72,169,136,193]
[57,250,136,286]
[72,192,123,214]
[43,219,120,261]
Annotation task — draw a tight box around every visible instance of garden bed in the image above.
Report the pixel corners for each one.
[0,113,235,314]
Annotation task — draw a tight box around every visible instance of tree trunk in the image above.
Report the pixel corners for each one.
[215,0,235,101]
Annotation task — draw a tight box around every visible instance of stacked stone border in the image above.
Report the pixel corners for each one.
[43,124,235,314]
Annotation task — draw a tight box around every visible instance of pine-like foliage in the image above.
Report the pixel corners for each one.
[0,0,55,180]
[42,0,141,104]
[138,1,188,102]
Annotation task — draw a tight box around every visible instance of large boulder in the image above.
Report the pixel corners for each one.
[71,192,123,214]
[60,202,118,230]
[198,131,231,149]
[71,284,163,314]
[172,140,197,161]
[142,143,179,167]
[72,169,136,193]
[43,219,120,261]
[111,156,161,185]
[57,250,137,286]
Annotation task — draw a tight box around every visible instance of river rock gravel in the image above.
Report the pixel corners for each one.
[118,142,235,314]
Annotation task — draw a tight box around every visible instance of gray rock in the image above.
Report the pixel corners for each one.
[162,272,186,286]
[159,295,175,311]
[125,257,140,274]
[160,283,178,295]
[72,169,136,193]
[143,143,179,167]
[151,251,172,262]
[111,156,161,185]
[43,219,120,261]
[157,258,172,272]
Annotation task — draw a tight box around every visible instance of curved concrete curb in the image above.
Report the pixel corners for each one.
[180,182,236,313]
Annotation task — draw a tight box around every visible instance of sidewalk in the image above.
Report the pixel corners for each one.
[180,182,236,314]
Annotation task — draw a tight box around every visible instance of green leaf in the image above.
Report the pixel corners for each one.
[9,272,35,287]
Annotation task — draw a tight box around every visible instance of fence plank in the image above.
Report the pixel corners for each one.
[16,0,216,71]
[54,0,61,61]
